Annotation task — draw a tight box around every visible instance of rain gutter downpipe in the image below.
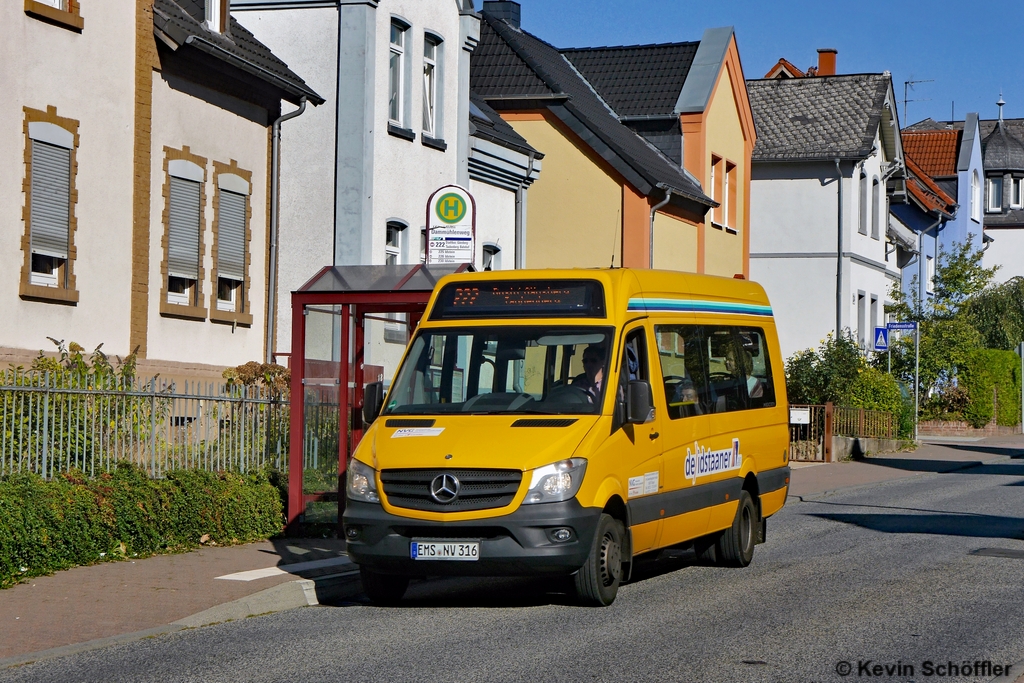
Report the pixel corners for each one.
[650,185,673,269]
[266,97,307,364]
[835,159,843,338]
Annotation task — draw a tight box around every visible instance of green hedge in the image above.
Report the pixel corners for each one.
[0,463,283,589]
[961,349,1022,428]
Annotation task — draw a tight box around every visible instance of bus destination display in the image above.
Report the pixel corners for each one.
[431,280,606,319]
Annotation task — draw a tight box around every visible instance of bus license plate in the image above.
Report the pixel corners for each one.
[410,541,479,561]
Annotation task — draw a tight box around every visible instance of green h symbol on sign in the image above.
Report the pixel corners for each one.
[436,193,466,224]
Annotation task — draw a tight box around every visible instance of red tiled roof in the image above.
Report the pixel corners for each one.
[901,129,959,177]
[764,57,805,79]
[905,156,957,216]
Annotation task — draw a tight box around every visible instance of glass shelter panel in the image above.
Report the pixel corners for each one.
[303,305,342,523]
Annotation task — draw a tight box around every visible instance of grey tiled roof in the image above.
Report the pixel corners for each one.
[470,93,542,157]
[562,42,698,117]
[153,0,323,105]
[746,74,891,161]
[471,15,710,206]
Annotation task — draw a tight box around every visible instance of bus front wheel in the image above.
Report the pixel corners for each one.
[715,490,757,567]
[574,513,624,606]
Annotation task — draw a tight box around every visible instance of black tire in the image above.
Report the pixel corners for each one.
[574,514,624,606]
[360,567,409,606]
[714,490,757,567]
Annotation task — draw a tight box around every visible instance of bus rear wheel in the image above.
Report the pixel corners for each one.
[574,514,624,606]
[360,567,409,606]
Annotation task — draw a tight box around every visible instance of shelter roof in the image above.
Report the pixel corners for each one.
[297,265,468,295]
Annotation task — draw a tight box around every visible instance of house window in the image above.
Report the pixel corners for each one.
[987,177,1003,213]
[871,177,880,239]
[205,0,227,33]
[1012,178,1023,209]
[710,155,723,226]
[24,0,84,31]
[482,244,501,271]
[857,292,866,348]
[926,256,935,294]
[858,169,868,235]
[385,221,405,265]
[725,162,737,233]
[21,110,79,304]
[971,171,981,221]
[420,227,427,263]
[422,35,439,137]
[389,21,407,126]
[213,170,250,317]
[165,158,205,309]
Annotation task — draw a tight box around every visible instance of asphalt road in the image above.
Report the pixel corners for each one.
[5,451,1024,683]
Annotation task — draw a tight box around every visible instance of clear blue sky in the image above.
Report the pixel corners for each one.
[515,0,1023,126]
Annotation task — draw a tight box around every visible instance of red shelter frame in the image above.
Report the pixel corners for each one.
[287,264,468,533]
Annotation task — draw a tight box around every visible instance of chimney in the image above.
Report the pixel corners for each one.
[817,48,837,76]
[482,1,521,29]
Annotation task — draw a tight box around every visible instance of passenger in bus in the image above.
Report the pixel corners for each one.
[572,345,606,403]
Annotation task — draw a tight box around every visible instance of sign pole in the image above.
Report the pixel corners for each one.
[914,324,920,441]
[1019,341,1023,434]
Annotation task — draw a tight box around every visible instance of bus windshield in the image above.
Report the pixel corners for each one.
[383,326,615,415]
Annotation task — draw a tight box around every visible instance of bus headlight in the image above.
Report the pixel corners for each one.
[522,458,587,504]
[346,459,379,503]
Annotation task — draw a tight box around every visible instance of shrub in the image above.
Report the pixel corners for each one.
[0,463,283,589]
[845,367,903,415]
[960,349,1022,428]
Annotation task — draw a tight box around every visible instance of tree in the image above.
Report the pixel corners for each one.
[961,276,1024,351]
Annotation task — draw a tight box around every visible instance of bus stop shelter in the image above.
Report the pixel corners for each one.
[287,264,467,533]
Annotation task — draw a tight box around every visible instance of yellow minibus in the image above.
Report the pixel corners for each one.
[344,268,790,606]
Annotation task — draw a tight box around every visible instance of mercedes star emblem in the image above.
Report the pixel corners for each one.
[429,473,460,503]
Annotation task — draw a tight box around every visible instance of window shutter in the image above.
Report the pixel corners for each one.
[217,189,246,282]
[30,140,71,259]
[168,176,201,280]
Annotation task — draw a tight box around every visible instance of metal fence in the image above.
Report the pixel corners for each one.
[789,403,899,462]
[0,368,289,478]
[833,406,897,440]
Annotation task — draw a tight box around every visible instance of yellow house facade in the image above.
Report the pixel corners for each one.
[472,3,755,277]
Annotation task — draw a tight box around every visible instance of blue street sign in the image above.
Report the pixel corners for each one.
[887,321,917,331]
[873,327,889,352]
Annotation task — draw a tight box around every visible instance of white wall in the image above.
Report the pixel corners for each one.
[470,179,516,270]
[238,8,338,357]
[0,0,136,357]
[986,228,1024,283]
[145,75,270,367]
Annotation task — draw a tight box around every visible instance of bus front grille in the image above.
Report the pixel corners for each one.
[380,468,523,512]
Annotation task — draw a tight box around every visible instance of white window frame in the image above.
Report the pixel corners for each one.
[422,35,438,137]
[1012,177,1022,209]
[971,170,981,221]
[385,221,405,265]
[482,244,501,271]
[166,159,204,307]
[216,278,238,312]
[926,255,935,294]
[858,169,868,235]
[987,177,1003,213]
[27,122,74,289]
[871,176,880,240]
[389,21,407,127]
[205,0,225,34]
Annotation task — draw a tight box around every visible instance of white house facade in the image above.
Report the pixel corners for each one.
[746,74,905,359]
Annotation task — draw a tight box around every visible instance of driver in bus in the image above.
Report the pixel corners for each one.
[572,345,606,403]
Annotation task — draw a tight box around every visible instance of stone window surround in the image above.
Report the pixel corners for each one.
[208,159,254,327]
[20,105,80,306]
[159,146,208,322]
[24,0,84,32]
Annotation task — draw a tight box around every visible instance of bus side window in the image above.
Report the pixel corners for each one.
[704,327,748,413]
[737,328,776,408]
[654,325,708,419]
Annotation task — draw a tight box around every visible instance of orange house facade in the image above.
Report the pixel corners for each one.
[472,3,755,277]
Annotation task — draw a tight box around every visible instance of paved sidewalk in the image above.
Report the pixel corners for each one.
[789,434,1024,498]
[0,538,353,662]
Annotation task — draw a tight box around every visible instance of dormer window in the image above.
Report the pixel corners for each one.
[987,177,1003,213]
[205,0,227,34]
[971,171,981,222]
[1012,178,1022,209]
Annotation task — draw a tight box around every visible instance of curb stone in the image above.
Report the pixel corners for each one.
[0,567,362,671]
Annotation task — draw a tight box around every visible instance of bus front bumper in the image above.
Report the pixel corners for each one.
[343,499,602,577]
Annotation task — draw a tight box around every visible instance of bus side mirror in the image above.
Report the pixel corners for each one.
[626,381,655,424]
[363,381,384,426]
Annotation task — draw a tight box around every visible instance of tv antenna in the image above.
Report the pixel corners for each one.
[903,78,933,124]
